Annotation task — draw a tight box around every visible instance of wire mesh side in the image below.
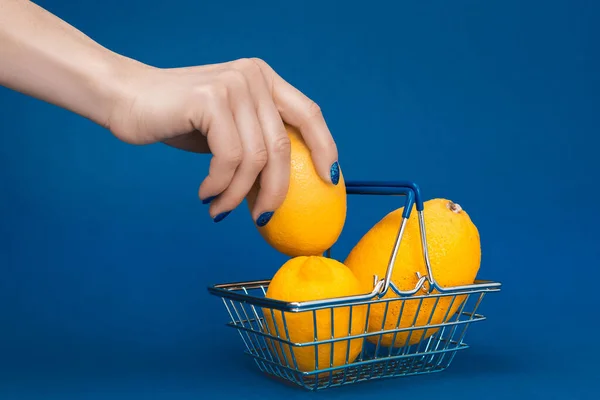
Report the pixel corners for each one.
[217,282,494,390]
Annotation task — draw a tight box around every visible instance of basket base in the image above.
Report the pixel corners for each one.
[247,343,465,391]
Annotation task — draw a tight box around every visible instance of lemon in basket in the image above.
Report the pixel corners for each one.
[246,123,346,257]
[262,256,367,374]
[344,198,481,347]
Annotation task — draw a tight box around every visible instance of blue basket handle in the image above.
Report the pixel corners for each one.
[345,180,424,219]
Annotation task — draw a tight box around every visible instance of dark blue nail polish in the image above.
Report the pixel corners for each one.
[213,211,231,223]
[256,211,274,227]
[330,161,340,185]
[202,195,217,204]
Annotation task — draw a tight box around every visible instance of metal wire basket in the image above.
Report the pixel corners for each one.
[207,180,501,391]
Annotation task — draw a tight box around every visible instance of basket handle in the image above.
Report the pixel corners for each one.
[345,180,423,218]
[345,180,429,296]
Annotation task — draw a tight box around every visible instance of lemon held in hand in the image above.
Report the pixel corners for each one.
[344,198,481,347]
[263,256,367,373]
[246,124,347,257]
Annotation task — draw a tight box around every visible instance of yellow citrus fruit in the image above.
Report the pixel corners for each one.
[263,256,367,373]
[246,124,346,257]
[344,198,481,348]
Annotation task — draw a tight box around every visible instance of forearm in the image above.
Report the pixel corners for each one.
[0,0,142,128]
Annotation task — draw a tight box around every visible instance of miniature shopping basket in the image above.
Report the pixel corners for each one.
[207,180,501,391]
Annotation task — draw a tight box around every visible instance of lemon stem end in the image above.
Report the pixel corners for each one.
[447,201,462,213]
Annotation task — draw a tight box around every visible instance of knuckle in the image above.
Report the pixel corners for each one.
[225,147,244,167]
[234,58,265,81]
[271,134,291,156]
[250,147,269,169]
[249,57,268,69]
[197,83,228,103]
[235,58,259,71]
[220,68,248,91]
[233,58,252,69]
[305,100,323,120]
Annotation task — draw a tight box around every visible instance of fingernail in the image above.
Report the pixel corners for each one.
[330,161,340,185]
[256,211,274,227]
[213,211,231,223]
[202,195,217,205]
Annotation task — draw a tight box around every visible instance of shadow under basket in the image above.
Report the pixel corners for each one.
[207,180,502,391]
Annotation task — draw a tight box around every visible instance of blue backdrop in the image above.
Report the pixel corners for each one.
[1,0,598,398]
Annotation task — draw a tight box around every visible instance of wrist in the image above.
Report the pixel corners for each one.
[88,51,151,129]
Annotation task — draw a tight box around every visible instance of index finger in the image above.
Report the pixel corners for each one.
[251,58,340,185]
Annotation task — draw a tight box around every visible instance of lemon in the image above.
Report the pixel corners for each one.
[263,256,367,373]
[247,124,346,257]
[344,198,481,347]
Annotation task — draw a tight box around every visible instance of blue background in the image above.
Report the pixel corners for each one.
[1,0,598,398]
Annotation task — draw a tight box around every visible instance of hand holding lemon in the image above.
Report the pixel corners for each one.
[246,124,347,257]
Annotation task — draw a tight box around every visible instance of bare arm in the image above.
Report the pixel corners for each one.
[0,0,137,127]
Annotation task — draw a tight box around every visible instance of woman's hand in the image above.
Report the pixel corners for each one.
[0,1,338,225]
[109,58,339,224]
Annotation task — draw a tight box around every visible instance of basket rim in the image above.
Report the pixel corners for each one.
[206,278,501,312]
